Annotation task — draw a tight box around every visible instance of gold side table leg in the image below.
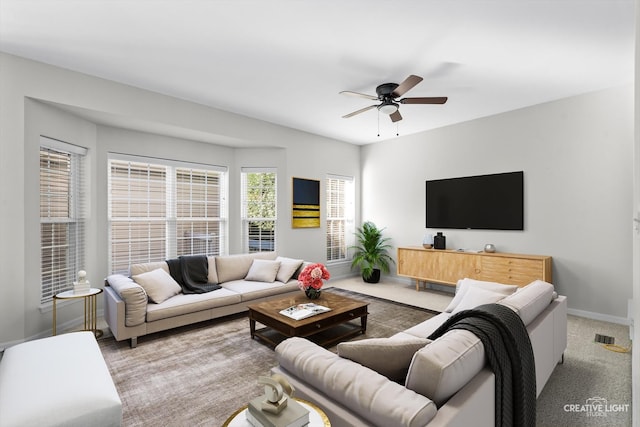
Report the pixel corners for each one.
[89,294,103,338]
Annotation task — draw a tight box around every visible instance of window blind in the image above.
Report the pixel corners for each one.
[108,155,227,274]
[40,138,87,303]
[241,168,276,253]
[326,174,354,262]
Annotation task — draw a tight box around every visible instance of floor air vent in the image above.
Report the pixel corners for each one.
[595,334,615,345]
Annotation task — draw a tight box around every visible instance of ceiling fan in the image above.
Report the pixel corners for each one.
[340,75,447,122]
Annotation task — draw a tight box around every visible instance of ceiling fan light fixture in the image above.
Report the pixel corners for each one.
[378,102,399,115]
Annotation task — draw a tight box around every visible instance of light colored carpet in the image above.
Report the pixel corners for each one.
[98,287,437,426]
[536,316,631,427]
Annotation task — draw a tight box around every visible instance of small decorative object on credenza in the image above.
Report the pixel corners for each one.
[247,375,309,427]
[297,263,330,300]
[422,233,433,249]
[73,270,90,294]
[433,232,446,250]
[484,243,496,253]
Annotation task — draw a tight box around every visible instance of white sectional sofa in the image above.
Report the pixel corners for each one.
[105,252,306,347]
[273,279,567,427]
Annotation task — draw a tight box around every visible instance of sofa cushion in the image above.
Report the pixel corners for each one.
[275,256,304,283]
[130,261,169,277]
[499,280,555,326]
[405,329,485,407]
[445,278,518,313]
[276,337,438,427]
[220,280,299,302]
[451,286,507,314]
[207,256,219,284]
[106,274,148,327]
[245,259,281,282]
[132,268,182,304]
[215,252,277,283]
[145,288,242,322]
[401,312,453,339]
[337,336,431,381]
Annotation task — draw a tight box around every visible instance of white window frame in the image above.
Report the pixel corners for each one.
[39,137,88,304]
[241,168,277,253]
[326,174,355,263]
[108,153,228,275]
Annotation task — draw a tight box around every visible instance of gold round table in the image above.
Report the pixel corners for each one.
[53,288,103,338]
[222,398,331,427]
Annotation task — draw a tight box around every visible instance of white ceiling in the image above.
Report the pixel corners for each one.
[0,0,635,145]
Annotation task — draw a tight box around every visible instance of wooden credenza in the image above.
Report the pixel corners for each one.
[397,246,552,291]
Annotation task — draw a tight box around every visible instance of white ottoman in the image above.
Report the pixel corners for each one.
[0,331,122,427]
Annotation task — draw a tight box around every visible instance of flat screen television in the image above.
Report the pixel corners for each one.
[426,171,524,230]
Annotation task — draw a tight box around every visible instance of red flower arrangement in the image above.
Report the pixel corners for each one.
[298,263,330,299]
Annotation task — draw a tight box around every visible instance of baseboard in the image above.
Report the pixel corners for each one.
[567,307,630,325]
[0,308,105,352]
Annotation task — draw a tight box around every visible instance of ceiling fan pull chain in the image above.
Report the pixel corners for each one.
[396,122,399,137]
[377,111,380,137]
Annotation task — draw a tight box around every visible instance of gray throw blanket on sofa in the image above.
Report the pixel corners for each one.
[166,255,221,294]
[428,303,536,427]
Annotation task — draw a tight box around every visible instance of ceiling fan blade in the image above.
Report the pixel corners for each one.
[342,104,378,118]
[391,75,423,97]
[400,97,448,104]
[390,110,402,122]
[339,90,378,101]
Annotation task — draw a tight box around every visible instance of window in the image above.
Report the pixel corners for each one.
[241,168,276,253]
[326,175,355,262]
[39,137,87,304]
[108,156,227,274]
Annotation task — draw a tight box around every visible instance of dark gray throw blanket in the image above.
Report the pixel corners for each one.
[428,303,536,427]
[166,255,221,294]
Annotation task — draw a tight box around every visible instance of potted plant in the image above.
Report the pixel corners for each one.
[350,221,395,283]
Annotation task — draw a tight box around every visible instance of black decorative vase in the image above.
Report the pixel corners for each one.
[433,232,446,250]
[305,288,321,299]
[363,268,381,284]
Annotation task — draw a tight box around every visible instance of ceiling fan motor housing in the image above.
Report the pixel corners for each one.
[376,83,400,100]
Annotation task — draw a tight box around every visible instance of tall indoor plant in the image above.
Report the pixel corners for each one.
[350,221,395,283]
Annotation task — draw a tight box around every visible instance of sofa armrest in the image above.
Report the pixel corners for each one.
[105,274,147,327]
[275,337,437,427]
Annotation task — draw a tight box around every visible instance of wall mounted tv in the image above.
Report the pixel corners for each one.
[426,171,524,230]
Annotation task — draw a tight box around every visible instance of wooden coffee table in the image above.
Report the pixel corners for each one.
[248,291,369,348]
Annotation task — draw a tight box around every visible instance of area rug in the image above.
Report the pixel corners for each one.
[98,288,438,426]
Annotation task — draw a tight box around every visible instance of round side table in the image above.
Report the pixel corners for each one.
[53,288,103,338]
[223,398,330,427]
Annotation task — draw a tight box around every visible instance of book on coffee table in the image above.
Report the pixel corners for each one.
[279,303,331,321]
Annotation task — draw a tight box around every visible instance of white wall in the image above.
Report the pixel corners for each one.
[0,53,359,344]
[361,86,634,321]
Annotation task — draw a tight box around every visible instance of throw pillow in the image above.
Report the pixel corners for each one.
[444,278,518,313]
[498,280,555,326]
[245,259,282,282]
[450,286,507,314]
[275,257,304,283]
[337,337,431,381]
[132,268,182,304]
[405,329,485,407]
